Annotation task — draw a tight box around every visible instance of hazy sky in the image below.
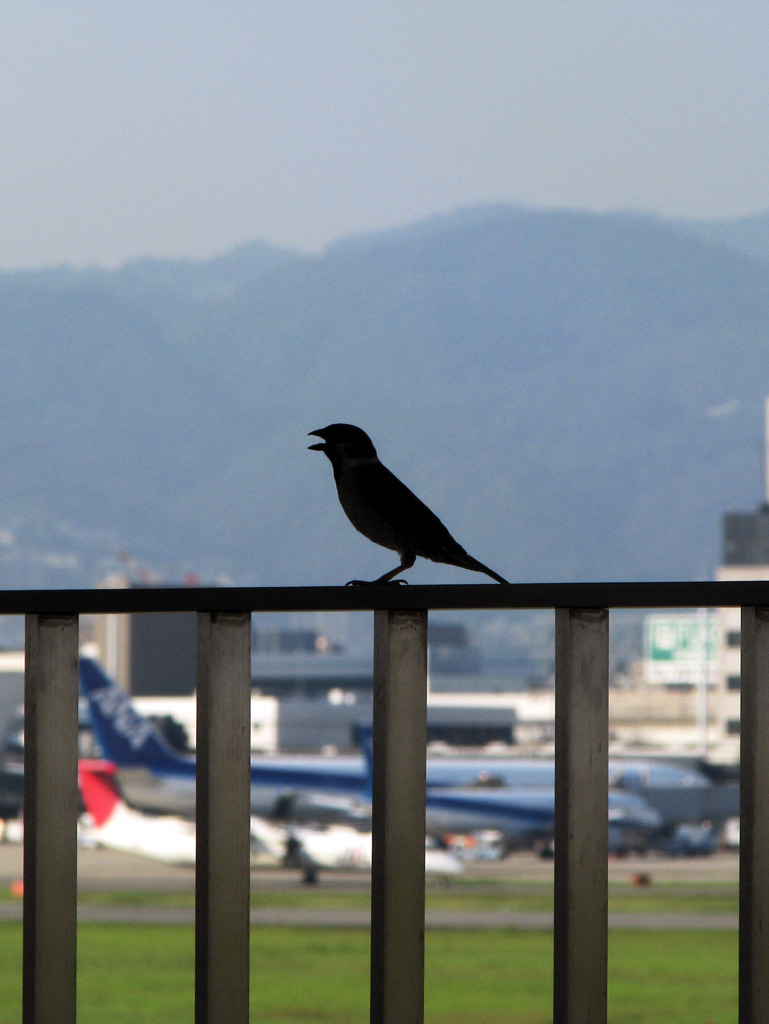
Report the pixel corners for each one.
[2,2,767,269]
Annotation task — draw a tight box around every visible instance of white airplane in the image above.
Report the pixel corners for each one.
[78,759,462,881]
[78,759,197,865]
[251,817,461,881]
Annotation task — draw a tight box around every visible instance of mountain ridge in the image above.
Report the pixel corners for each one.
[1,204,767,590]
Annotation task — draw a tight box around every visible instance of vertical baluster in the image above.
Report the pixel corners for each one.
[195,611,252,1024]
[739,606,769,1023]
[23,614,80,1024]
[370,608,428,1024]
[553,607,609,1024]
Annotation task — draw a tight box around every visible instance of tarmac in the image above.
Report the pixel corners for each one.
[0,842,740,929]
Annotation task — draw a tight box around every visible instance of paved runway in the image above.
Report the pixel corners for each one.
[0,905,740,929]
[0,842,740,929]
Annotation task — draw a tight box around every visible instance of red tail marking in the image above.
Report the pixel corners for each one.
[78,759,121,827]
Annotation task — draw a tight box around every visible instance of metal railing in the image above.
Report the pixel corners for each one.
[11,579,769,1024]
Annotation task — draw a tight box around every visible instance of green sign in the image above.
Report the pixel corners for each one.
[644,613,718,685]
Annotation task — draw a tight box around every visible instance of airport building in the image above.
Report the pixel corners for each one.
[714,506,769,761]
[84,567,751,760]
[706,397,769,760]
[89,583,518,753]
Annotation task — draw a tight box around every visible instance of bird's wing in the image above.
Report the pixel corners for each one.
[351,463,468,560]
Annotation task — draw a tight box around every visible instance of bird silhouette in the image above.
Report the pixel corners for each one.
[308,423,508,585]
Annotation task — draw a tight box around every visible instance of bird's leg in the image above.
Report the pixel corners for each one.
[345,552,415,586]
[373,551,415,584]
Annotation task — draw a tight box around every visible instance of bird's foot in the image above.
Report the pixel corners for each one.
[344,578,409,587]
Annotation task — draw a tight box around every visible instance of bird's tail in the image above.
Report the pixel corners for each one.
[454,552,509,584]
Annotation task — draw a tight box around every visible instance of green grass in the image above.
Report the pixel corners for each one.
[0,923,738,1023]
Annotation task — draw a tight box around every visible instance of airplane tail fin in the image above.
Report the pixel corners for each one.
[78,759,122,827]
[78,657,189,771]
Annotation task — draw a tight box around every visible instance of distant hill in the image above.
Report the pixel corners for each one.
[675,211,769,262]
[1,204,768,591]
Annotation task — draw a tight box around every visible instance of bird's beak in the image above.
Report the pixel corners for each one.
[307,430,326,452]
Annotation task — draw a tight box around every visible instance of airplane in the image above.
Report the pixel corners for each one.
[78,759,197,865]
[79,658,664,854]
[79,657,370,819]
[419,784,662,856]
[251,818,462,881]
[81,656,718,797]
[77,758,461,881]
[80,657,556,850]
[353,726,662,855]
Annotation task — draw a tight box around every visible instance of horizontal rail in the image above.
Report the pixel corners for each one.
[3,579,769,615]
